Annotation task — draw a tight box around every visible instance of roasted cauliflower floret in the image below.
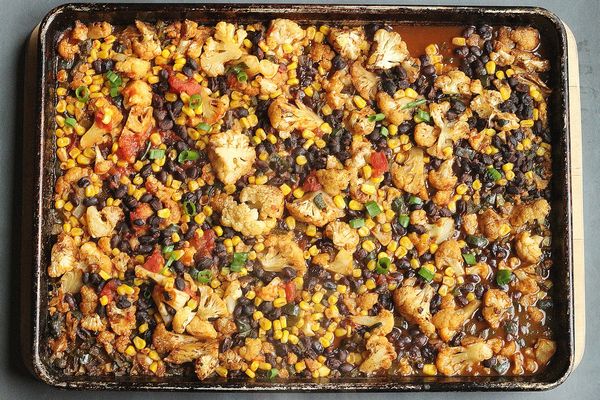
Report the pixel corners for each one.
[434,70,472,96]
[319,248,354,276]
[435,239,464,276]
[239,184,285,219]
[221,197,276,237]
[345,106,376,136]
[208,131,256,185]
[393,279,436,336]
[329,27,366,61]
[427,101,471,159]
[152,323,198,354]
[350,61,380,100]
[534,338,556,366]
[192,341,220,380]
[122,80,152,109]
[359,335,397,374]
[376,92,416,125]
[510,27,540,52]
[414,122,437,148]
[115,56,151,80]
[196,285,229,320]
[510,199,550,228]
[470,90,504,119]
[286,191,345,227]
[428,159,458,191]
[85,206,123,238]
[239,54,279,78]
[482,289,512,329]
[79,241,112,273]
[87,21,112,39]
[268,97,324,135]
[351,309,394,335]
[515,231,543,264]
[265,19,306,58]
[367,29,409,70]
[107,303,136,336]
[132,20,162,60]
[185,316,218,339]
[80,314,105,332]
[325,221,360,251]
[315,164,351,196]
[436,342,494,376]
[478,208,506,241]
[165,339,219,366]
[428,217,456,244]
[200,21,246,77]
[223,280,242,315]
[48,233,78,278]
[391,147,427,199]
[259,233,306,275]
[432,299,481,342]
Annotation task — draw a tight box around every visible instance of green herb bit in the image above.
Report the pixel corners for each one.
[75,86,90,102]
[183,200,197,216]
[349,218,365,229]
[376,257,391,274]
[401,98,427,110]
[462,253,476,265]
[313,193,327,210]
[398,214,410,228]
[148,149,166,160]
[417,267,434,282]
[368,113,385,122]
[496,269,512,286]
[196,122,211,132]
[178,149,200,163]
[365,201,382,217]
[230,252,248,272]
[189,94,202,109]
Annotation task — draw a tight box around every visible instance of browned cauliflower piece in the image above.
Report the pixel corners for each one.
[376,92,416,125]
[512,265,542,298]
[414,123,437,148]
[48,233,78,278]
[193,342,220,380]
[152,323,198,354]
[172,306,196,334]
[309,42,335,71]
[286,191,345,227]
[436,342,493,376]
[391,147,427,199]
[478,208,505,241]
[239,184,285,219]
[268,97,324,135]
[435,239,464,276]
[208,131,256,185]
[122,79,152,109]
[366,29,409,70]
[223,280,242,315]
[462,213,479,235]
[153,286,190,325]
[87,21,112,39]
[482,289,512,329]
[432,299,481,342]
[79,241,112,274]
[259,233,307,275]
[115,56,151,80]
[196,285,229,320]
[329,27,366,61]
[351,309,394,335]
[320,248,354,277]
[359,335,397,374]
[107,303,136,336]
[132,20,162,60]
[85,206,123,238]
[350,61,380,100]
[428,217,456,244]
[256,277,282,302]
[80,314,105,332]
[165,339,219,366]
[428,159,458,191]
[427,101,471,159]
[515,231,543,264]
[510,199,550,228]
[356,292,379,311]
[325,221,360,251]
[345,106,376,136]
[534,339,556,366]
[265,19,306,58]
[470,90,503,119]
[239,54,279,78]
[510,27,540,52]
[315,159,351,196]
[324,69,353,110]
[434,70,472,96]
[393,278,436,336]
[184,316,218,340]
[200,21,246,77]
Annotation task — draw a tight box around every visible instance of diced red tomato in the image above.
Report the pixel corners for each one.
[190,229,216,258]
[284,282,296,302]
[143,249,164,273]
[99,279,118,303]
[168,74,202,95]
[117,128,152,162]
[302,172,322,192]
[370,151,389,177]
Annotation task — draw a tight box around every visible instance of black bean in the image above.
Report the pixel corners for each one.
[422,64,435,76]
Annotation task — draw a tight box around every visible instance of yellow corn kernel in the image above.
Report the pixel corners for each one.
[452,37,466,46]
[285,216,296,229]
[499,223,511,237]
[438,284,449,296]
[360,183,376,195]
[133,336,146,350]
[472,179,482,190]
[157,208,171,219]
[117,284,135,296]
[466,292,476,302]
[496,70,506,80]
[245,369,256,379]
[485,61,496,75]
[500,86,511,101]
[296,155,307,166]
[273,297,287,308]
[405,88,418,99]
[423,364,437,376]
[362,240,376,252]
[349,200,363,211]
[353,95,367,109]
[320,122,333,134]
[125,345,136,356]
[333,195,346,209]
[293,188,304,198]
[321,104,332,116]
[520,119,534,128]
[306,224,317,237]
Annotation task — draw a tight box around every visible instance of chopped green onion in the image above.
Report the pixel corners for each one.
[313,193,326,209]
[408,195,422,206]
[368,113,385,122]
[75,86,90,102]
[183,201,197,216]
[416,109,431,122]
[148,149,165,160]
[466,235,489,248]
[365,201,382,217]
[496,269,512,286]
[105,70,120,84]
[267,368,279,379]
[380,126,389,137]
[237,70,248,82]
[401,98,427,110]
[418,267,435,282]
[229,63,247,75]
[162,244,174,254]
[487,167,502,181]
[230,252,248,272]
[462,253,476,265]
[196,122,211,132]
[164,254,176,269]
[189,94,202,109]
[376,257,391,274]
[398,214,410,228]
[64,117,77,127]
[349,218,365,229]
[109,86,120,98]
[178,150,200,163]
[191,269,212,284]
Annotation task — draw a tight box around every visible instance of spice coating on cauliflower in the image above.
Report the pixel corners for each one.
[266,19,306,58]
[350,61,380,100]
[359,335,397,374]
[367,29,410,70]
[325,221,360,251]
[329,27,366,61]
[393,279,436,336]
[391,147,428,199]
[436,342,493,376]
[432,299,481,342]
[208,131,256,185]
[482,289,512,329]
[259,233,306,275]
[200,21,247,77]
[268,97,324,134]
[286,191,345,227]
[515,231,543,264]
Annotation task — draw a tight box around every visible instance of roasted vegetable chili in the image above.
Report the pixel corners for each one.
[47,19,556,381]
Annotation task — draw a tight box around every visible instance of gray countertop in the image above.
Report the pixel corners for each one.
[1,0,597,398]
